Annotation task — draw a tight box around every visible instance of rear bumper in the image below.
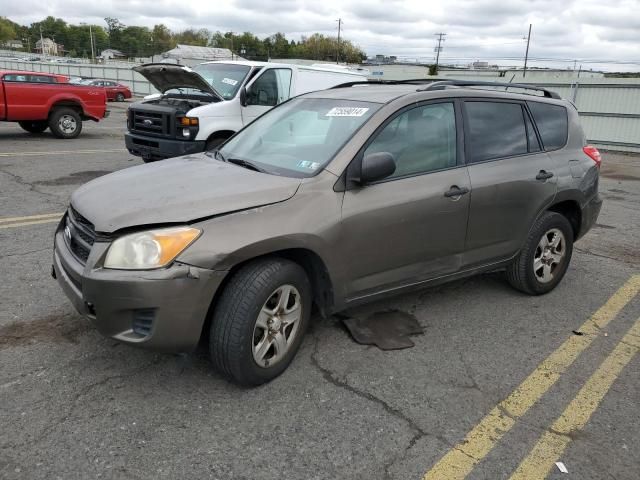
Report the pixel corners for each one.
[125,132,205,161]
[52,221,226,352]
[578,193,603,239]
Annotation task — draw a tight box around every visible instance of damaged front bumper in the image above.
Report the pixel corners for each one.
[52,221,226,352]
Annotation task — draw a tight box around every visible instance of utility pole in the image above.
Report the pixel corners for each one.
[89,24,95,63]
[81,23,95,63]
[39,25,46,58]
[434,32,446,72]
[523,23,532,78]
[228,32,235,60]
[336,18,342,64]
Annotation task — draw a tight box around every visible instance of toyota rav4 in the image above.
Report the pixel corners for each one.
[53,80,602,386]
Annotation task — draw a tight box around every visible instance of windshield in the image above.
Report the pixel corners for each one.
[219,98,381,177]
[193,63,251,100]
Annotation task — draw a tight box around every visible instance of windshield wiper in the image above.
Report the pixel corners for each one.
[227,158,268,173]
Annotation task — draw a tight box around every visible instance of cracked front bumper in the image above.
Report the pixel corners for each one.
[52,223,227,352]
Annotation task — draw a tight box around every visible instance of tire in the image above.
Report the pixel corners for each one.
[18,120,48,133]
[116,93,125,102]
[210,258,312,386]
[49,108,82,139]
[205,135,228,152]
[506,211,574,295]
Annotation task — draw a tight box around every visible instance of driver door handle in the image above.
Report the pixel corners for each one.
[444,185,470,198]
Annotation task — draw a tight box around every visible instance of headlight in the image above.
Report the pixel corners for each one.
[104,226,201,270]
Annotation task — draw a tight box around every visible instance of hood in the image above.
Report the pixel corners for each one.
[133,63,223,100]
[71,155,301,233]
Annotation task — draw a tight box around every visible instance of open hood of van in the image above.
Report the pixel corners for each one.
[133,64,223,100]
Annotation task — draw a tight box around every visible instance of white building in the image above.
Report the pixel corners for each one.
[36,38,60,56]
[100,49,126,60]
[152,45,235,66]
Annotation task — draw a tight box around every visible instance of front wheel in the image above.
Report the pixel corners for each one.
[116,93,125,102]
[209,258,312,386]
[49,108,82,139]
[506,211,574,295]
[18,120,48,133]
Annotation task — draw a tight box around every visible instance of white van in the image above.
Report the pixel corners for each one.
[125,61,367,161]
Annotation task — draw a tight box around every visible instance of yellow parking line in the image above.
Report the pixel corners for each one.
[0,218,61,229]
[0,149,126,157]
[509,316,640,480]
[0,213,63,224]
[423,274,640,480]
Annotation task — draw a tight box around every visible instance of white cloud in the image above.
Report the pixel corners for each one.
[4,0,640,70]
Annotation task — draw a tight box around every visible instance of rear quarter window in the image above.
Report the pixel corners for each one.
[527,102,568,150]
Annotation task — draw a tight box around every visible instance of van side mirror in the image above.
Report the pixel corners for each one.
[240,87,248,107]
[360,152,396,184]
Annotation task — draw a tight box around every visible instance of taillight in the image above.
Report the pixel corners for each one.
[583,145,601,168]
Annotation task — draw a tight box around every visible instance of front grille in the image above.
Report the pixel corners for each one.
[131,109,171,136]
[65,207,96,264]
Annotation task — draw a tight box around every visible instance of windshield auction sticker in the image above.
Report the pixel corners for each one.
[222,77,239,86]
[326,107,370,117]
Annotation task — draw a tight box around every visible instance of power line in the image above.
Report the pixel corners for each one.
[434,32,446,70]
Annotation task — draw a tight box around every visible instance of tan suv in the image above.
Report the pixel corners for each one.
[53,80,603,385]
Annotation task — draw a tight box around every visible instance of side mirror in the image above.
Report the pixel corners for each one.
[360,152,396,184]
[240,87,248,107]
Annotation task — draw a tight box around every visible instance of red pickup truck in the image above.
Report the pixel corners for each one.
[0,70,109,139]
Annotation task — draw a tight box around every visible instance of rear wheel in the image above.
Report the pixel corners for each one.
[116,93,125,102]
[18,120,48,133]
[506,211,574,295]
[209,258,311,386]
[49,108,82,139]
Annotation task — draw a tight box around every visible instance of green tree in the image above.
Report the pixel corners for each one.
[152,24,175,53]
[174,28,210,46]
[0,17,17,44]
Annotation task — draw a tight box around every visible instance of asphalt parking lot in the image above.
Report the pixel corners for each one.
[1,102,639,480]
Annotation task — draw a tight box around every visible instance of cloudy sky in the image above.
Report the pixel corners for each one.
[5,0,640,70]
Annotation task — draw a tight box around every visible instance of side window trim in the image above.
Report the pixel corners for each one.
[522,104,543,153]
[345,99,462,188]
[461,97,543,165]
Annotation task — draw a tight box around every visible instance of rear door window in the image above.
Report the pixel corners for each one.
[464,101,528,162]
[527,102,568,150]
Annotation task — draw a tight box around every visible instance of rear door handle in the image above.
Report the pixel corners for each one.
[536,170,554,181]
[444,185,470,198]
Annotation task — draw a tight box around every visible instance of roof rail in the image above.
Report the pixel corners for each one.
[417,80,561,99]
[331,79,438,89]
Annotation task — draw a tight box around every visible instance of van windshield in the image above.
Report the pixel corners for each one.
[218,98,381,177]
[193,64,251,100]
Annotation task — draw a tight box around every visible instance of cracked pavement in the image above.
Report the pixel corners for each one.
[1,106,639,479]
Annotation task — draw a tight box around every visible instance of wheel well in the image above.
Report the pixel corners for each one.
[49,101,85,119]
[199,249,334,346]
[548,200,581,239]
[207,131,235,143]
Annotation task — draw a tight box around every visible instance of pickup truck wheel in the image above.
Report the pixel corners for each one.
[506,211,574,295]
[49,108,82,139]
[209,258,312,386]
[18,121,48,133]
[116,93,125,102]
